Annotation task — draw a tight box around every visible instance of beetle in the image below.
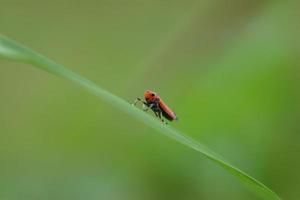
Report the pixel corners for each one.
[132,90,178,123]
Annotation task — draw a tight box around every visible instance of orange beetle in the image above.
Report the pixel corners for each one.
[132,90,178,123]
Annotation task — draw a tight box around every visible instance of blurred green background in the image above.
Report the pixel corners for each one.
[0,0,299,199]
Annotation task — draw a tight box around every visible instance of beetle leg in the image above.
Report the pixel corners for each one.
[132,98,147,106]
[155,108,168,125]
[142,104,148,111]
[132,98,152,112]
[144,103,154,111]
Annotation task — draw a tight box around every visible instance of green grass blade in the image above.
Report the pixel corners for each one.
[0,35,280,200]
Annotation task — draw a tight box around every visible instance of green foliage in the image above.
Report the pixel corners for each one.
[0,35,280,200]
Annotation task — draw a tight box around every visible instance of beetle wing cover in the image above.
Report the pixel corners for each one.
[159,99,177,121]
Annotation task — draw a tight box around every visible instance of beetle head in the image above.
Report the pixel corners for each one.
[144,90,159,102]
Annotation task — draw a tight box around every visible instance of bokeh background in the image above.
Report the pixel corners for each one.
[0,0,299,199]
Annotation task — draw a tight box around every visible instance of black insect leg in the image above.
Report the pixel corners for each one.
[132,98,153,112]
[132,98,147,106]
[144,103,154,112]
[154,109,168,125]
